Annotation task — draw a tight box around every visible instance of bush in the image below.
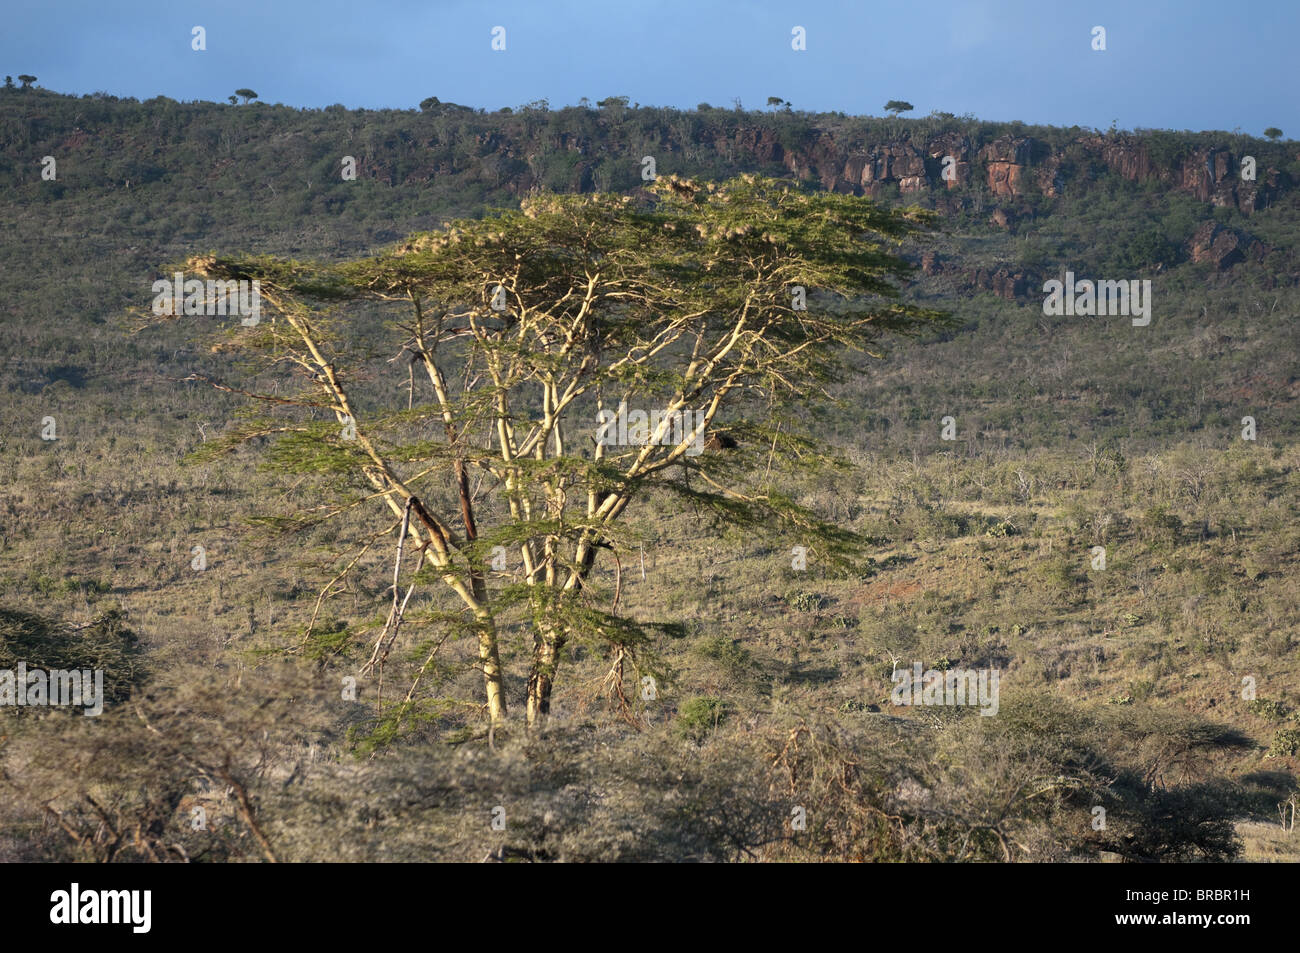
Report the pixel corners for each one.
[788,590,825,613]
[692,635,754,674]
[1267,727,1300,759]
[1247,699,1290,721]
[0,606,146,717]
[676,696,727,742]
[1141,505,1182,547]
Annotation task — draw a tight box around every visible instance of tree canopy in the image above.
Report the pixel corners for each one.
[156,174,946,733]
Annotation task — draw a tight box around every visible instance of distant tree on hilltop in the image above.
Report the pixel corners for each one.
[884,100,913,117]
[1264,127,1283,141]
[234,88,258,104]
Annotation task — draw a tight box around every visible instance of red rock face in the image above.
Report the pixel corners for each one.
[841,143,930,192]
[1097,140,1154,181]
[1071,137,1289,214]
[926,133,971,188]
[986,161,1024,196]
[927,133,971,160]
[732,127,783,164]
[980,136,1032,165]
[842,154,869,186]
[1179,148,1226,201]
[1189,221,1267,269]
[684,124,1288,212]
[978,137,1034,196]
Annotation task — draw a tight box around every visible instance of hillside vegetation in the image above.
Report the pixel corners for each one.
[0,87,1296,862]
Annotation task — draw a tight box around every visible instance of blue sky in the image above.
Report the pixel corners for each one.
[5,0,1295,134]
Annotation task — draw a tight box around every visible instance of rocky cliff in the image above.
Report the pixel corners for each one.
[756,130,1290,215]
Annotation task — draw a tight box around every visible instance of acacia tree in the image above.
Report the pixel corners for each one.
[158,175,944,731]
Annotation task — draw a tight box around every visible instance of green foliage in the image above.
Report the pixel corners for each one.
[1267,727,1300,758]
[788,590,825,613]
[1119,227,1180,269]
[1143,130,1191,168]
[1141,505,1183,547]
[1247,698,1290,721]
[676,696,727,741]
[692,634,753,673]
[1037,555,1083,602]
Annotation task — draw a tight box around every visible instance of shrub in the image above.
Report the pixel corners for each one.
[692,635,754,674]
[788,590,825,613]
[1267,727,1300,759]
[0,606,146,717]
[676,696,727,741]
[1247,699,1290,721]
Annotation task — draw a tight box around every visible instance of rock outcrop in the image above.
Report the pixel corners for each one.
[482,117,1293,220]
[1189,222,1268,269]
[980,137,1035,196]
[729,128,1290,215]
[1080,136,1289,215]
[843,142,929,195]
[916,253,1038,301]
[927,133,972,188]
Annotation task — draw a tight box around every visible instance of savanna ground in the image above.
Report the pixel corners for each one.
[2,309,1295,861]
